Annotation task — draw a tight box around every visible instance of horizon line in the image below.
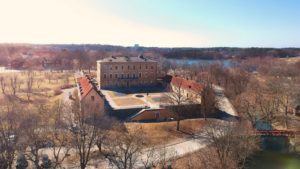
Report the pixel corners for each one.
[0,42,299,49]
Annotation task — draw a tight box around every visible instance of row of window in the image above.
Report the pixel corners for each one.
[105,65,154,70]
[104,72,151,79]
[102,80,155,87]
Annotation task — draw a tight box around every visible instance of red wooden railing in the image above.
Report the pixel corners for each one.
[255,130,300,137]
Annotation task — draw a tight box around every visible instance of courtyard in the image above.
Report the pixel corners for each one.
[101,88,170,110]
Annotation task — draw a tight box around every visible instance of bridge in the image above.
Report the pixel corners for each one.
[255,130,300,137]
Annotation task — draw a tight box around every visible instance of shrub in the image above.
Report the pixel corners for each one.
[60,84,75,89]
[53,89,63,96]
[16,154,28,169]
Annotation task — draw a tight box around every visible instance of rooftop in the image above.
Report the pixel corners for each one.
[77,75,103,100]
[164,75,203,93]
[97,55,156,63]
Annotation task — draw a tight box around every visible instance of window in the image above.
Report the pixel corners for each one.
[122,65,124,70]
[115,74,118,78]
[121,74,124,78]
[155,112,160,119]
[104,65,108,70]
[151,66,153,69]
[127,74,130,78]
[115,66,118,70]
[104,74,106,78]
[110,74,112,78]
[110,66,112,70]
[128,65,130,70]
[133,73,136,78]
[139,73,142,78]
[139,65,141,69]
[133,65,135,70]
[146,66,148,69]
[91,96,95,101]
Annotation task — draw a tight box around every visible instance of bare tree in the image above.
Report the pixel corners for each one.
[25,71,34,101]
[201,120,259,169]
[165,81,189,131]
[156,144,177,169]
[21,105,52,169]
[9,74,18,96]
[0,76,6,94]
[47,101,72,169]
[140,147,158,169]
[105,128,146,169]
[0,102,21,169]
[70,96,98,169]
[45,72,53,84]
[201,82,217,120]
[36,78,43,89]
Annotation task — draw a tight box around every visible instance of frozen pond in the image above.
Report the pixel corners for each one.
[165,58,237,68]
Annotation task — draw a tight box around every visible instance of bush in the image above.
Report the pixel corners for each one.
[41,155,52,168]
[60,84,75,89]
[16,154,28,169]
[53,89,63,96]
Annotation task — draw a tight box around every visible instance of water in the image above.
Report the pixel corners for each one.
[247,151,300,169]
[247,121,300,169]
[246,135,300,169]
[0,66,20,74]
[165,58,236,68]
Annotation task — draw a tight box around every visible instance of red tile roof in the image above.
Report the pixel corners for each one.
[77,77,93,100]
[170,76,203,93]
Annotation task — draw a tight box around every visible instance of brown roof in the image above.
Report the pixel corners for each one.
[77,75,103,100]
[97,55,156,63]
[77,77,93,99]
[169,76,203,93]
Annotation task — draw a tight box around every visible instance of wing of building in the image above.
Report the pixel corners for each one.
[76,74,105,116]
[97,55,157,89]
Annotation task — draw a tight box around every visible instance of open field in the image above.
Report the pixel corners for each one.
[280,56,300,63]
[0,71,75,109]
[126,118,206,146]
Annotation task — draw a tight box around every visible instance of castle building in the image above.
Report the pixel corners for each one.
[76,74,105,116]
[97,55,157,88]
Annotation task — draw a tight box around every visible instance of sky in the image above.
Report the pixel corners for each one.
[0,0,299,47]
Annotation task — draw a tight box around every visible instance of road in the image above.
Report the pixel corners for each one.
[44,134,210,169]
[62,87,76,104]
[213,85,238,117]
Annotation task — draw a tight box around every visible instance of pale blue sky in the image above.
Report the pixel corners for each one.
[0,0,299,47]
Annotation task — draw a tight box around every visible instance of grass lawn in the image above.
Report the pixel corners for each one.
[125,119,206,146]
[0,71,75,110]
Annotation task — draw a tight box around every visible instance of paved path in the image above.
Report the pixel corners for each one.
[57,134,209,169]
[213,85,238,117]
[62,87,76,104]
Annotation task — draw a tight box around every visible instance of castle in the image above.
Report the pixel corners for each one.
[96,55,157,89]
